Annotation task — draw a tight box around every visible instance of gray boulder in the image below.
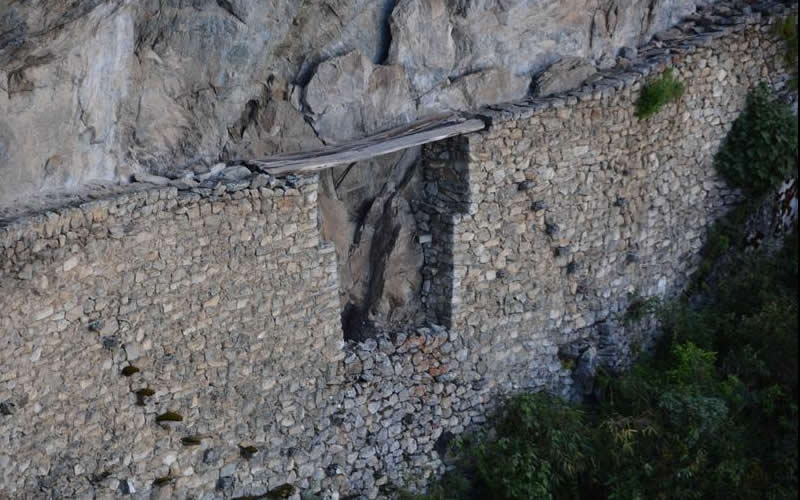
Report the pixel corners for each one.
[304,51,416,143]
[533,57,598,97]
[418,68,530,113]
[132,172,170,186]
[220,166,253,182]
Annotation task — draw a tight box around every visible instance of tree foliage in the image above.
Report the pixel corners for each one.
[714,84,798,196]
[411,227,797,500]
[775,15,798,91]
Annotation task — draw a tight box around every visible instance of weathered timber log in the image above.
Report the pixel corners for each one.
[242,114,486,175]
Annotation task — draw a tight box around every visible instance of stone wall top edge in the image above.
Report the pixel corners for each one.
[0,173,319,248]
[471,0,793,129]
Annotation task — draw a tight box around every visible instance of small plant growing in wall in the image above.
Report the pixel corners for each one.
[239,444,259,459]
[635,68,685,118]
[623,293,659,324]
[153,476,175,487]
[714,83,798,196]
[181,436,203,446]
[266,484,296,498]
[134,388,155,406]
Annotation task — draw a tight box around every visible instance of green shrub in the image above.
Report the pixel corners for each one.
[623,293,660,324]
[473,393,592,500]
[417,226,798,500]
[665,341,718,390]
[714,84,798,196]
[635,69,685,118]
[775,15,798,91]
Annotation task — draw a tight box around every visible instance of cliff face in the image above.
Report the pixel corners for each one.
[0,0,710,329]
[0,0,709,205]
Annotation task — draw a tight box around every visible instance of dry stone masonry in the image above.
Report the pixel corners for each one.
[0,2,795,499]
[418,2,793,393]
[0,178,345,498]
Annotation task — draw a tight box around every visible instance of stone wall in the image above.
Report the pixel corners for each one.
[0,179,346,498]
[0,2,795,499]
[419,5,792,393]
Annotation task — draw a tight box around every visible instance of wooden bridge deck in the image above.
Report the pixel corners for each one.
[242,114,486,175]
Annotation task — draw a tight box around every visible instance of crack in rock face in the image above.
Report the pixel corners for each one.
[0,0,710,206]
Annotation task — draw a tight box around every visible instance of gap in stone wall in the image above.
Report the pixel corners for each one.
[417,137,472,329]
[316,146,428,342]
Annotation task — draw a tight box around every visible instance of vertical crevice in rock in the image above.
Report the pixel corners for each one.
[350,198,376,250]
[215,0,247,25]
[376,0,397,65]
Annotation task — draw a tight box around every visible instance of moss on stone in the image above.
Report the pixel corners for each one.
[153,476,174,487]
[181,436,203,446]
[121,365,140,377]
[266,484,296,498]
[239,445,258,459]
[156,411,183,423]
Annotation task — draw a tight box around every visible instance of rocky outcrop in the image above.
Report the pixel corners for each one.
[388,0,712,94]
[419,67,530,113]
[304,51,416,143]
[533,57,598,97]
[0,0,714,206]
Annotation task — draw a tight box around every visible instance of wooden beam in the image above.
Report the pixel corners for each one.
[243,115,486,175]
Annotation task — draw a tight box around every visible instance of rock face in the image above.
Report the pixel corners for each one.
[533,57,598,97]
[304,51,416,143]
[419,67,530,113]
[388,0,711,93]
[0,0,712,206]
[318,147,425,337]
[574,346,599,395]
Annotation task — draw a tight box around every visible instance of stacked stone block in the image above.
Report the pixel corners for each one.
[0,179,344,498]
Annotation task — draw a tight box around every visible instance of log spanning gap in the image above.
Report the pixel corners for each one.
[241,114,486,176]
